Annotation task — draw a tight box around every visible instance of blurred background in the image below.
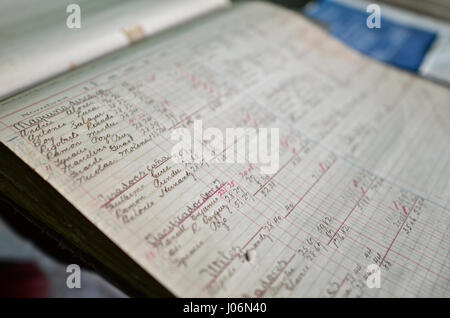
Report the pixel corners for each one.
[1,0,449,298]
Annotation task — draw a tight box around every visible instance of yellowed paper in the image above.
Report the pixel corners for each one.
[0,2,449,297]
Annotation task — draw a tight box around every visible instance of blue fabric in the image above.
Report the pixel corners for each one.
[304,0,437,72]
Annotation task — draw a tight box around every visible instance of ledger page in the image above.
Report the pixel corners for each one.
[0,0,229,99]
[0,2,449,297]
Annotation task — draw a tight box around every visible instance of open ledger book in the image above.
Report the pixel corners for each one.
[0,1,449,297]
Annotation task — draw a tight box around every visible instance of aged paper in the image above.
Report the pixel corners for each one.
[0,0,229,99]
[0,2,449,297]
